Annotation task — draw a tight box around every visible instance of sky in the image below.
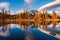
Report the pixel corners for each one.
[38,0,60,11]
[0,0,56,11]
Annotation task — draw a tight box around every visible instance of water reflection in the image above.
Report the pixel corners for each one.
[0,21,60,34]
[0,21,60,40]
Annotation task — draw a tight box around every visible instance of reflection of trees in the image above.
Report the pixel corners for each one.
[0,10,60,30]
[50,11,58,36]
[0,24,10,33]
[34,12,42,28]
[19,21,29,26]
[19,21,29,30]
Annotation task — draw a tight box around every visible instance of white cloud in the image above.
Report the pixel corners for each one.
[46,10,60,16]
[0,2,10,8]
[24,0,33,4]
[7,10,16,15]
[0,10,2,12]
[38,0,60,11]
[23,0,34,10]
[7,24,20,28]
[0,31,10,37]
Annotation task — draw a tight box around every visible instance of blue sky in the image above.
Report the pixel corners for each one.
[0,0,57,11]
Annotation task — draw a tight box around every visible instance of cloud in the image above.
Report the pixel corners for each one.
[38,0,60,11]
[46,10,60,16]
[0,2,10,8]
[24,0,34,10]
[7,10,16,15]
[24,0,33,4]
[0,31,10,37]
[55,23,60,31]
[7,24,20,28]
